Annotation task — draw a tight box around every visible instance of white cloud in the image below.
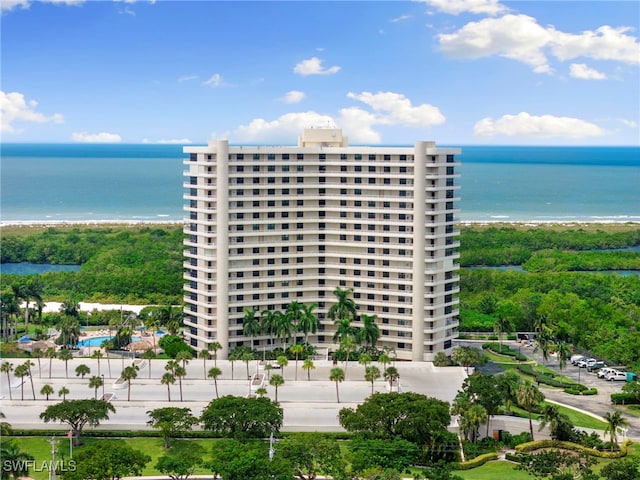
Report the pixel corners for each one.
[569,63,607,80]
[550,26,640,65]
[390,14,412,23]
[1,91,64,133]
[142,138,192,144]
[419,0,508,16]
[177,75,198,83]
[71,132,122,143]
[438,14,640,74]
[203,73,224,87]
[282,90,305,104]
[619,118,638,128]
[293,57,341,76]
[347,91,445,127]
[233,91,446,145]
[473,112,606,139]
[438,14,553,73]
[2,0,84,12]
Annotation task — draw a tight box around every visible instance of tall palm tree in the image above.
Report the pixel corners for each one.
[276,355,288,378]
[364,365,381,395]
[378,353,391,372]
[298,303,319,344]
[174,364,187,401]
[144,314,160,352]
[208,341,222,367]
[88,375,104,399]
[332,318,358,345]
[58,316,81,347]
[91,350,104,377]
[359,314,380,348]
[340,336,357,378]
[121,365,139,402]
[32,347,43,378]
[208,367,222,398]
[285,301,305,344]
[243,307,262,347]
[57,348,73,378]
[461,404,488,442]
[14,363,29,401]
[604,411,629,451]
[161,372,175,402]
[142,349,156,379]
[384,366,399,390]
[302,358,315,381]
[493,314,513,353]
[23,360,36,400]
[17,278,44,336]
[516,380,545,440]
[290,344,304,381]
[555,341,572,371]
[275,313,294,350]
[175,350,193,370]
[327,287,357,323]
[330,367,345,403]
[260,309,280,349]
[1,290,20,341]
[44,347,56,379]
[269,374,284,403]
[40,384,54,400]
[1,361,14,400]
[75,364,91,379]
[101,339,114,378]
[241,352,254,380]
[199,349,211,379]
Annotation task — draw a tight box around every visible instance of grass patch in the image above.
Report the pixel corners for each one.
[508,401,607,430]
[453,460,530,479]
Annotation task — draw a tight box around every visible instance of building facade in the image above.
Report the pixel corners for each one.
[183,129,461,361]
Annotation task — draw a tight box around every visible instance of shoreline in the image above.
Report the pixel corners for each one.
[1,219,639,228]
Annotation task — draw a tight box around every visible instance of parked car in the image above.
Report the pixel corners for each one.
[571,356,587,366]
[587,361,606,372]
[606,371,627,381]
[577,358,596,368]
[597,367,614,378]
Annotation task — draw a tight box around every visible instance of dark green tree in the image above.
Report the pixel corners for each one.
[278,432,346,480]
[62,441,150,480]
[40,399,116,446]
[146,407,198,449]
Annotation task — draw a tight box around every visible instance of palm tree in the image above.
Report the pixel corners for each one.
[302,358,315,381]
[260,309,281,348]
[461,404,488,442]
[1,290,20,341]
[493,315,513,353]
[91,350,104,377]
[121,365,139,401]
[57,348,73,378]
[58,316,81,347]
[332,318,358,345]
[40,384,54,400]
[75,363,91,379]
[269,374,284,403]
[534,326,553,365]
[298,303,319,344]
[21,278,44,336]
[0,440,34,479]
[555,341,572,371]
[199,348,211,379]
[516,380,544,440]
[359,314,380,348]
[58,386,69,401]
[14,363,29,401]
[328,287,357,323]
[604,411,629,451]
[23,360,36,400]
[378,353,391,372]
[255,387,267,397]
[275,313,294,350]
[144,314,159,352]
[209,341,222,367]
[1,361,14,400]
[44,347,56,379]
[384,366,399,390]
[32,347,43,378]
[174,364,187,401]
[340,336,357,377]
[290,344,304,381]
[161,372,175,402]
[175,350,193,369]
[330,367,345,403]
[243,307,262,347]
[285,301,305,344]
[208,367,222,398]
[358,353,372,370]
[276,355,288,378]
[88,375,104,399]
[242,351,254,380]
[142,349,156,379]
[101,339,114,378]
[365,365,381,395]
[228,351,239,380]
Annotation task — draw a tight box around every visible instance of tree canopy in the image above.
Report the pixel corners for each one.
[62,441,150,480]
[39,399,116,446]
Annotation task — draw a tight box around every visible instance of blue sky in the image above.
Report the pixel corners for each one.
[1,0,639,145]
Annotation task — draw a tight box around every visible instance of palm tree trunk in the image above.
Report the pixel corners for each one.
[214,379,219,399]
[528,410,534,440]
[179,378,183,402]
[49,359,52,379]
[335,382,340,403]
[167,385,171,402]
[128,380,131,401]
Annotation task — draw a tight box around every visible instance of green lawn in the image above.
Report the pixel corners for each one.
[508,401,608,430]
[453,461,531,480]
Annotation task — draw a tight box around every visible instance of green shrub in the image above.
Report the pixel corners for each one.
[611,393,640,405]
[453,452,498,470]
[515,439,632,458]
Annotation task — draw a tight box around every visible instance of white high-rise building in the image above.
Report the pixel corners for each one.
[183,129,461,361]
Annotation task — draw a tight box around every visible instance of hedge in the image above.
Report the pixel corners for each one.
[453,452,499,470]
[515,439,632,459]
[483,343,528,362]
[611,393,640,405]
[564,387,598,395]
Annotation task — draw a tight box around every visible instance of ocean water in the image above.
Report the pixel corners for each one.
[1,143,638,224]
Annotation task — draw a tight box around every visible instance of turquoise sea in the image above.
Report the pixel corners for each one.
[1,143,638,224]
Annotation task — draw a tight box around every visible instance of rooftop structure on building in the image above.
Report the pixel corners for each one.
[183,128,461,361]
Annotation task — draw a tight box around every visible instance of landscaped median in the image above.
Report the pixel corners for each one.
[453,451,499,470]
[515,438,633,459]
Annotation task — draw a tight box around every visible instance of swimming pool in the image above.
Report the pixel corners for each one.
[77,336,141,347]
